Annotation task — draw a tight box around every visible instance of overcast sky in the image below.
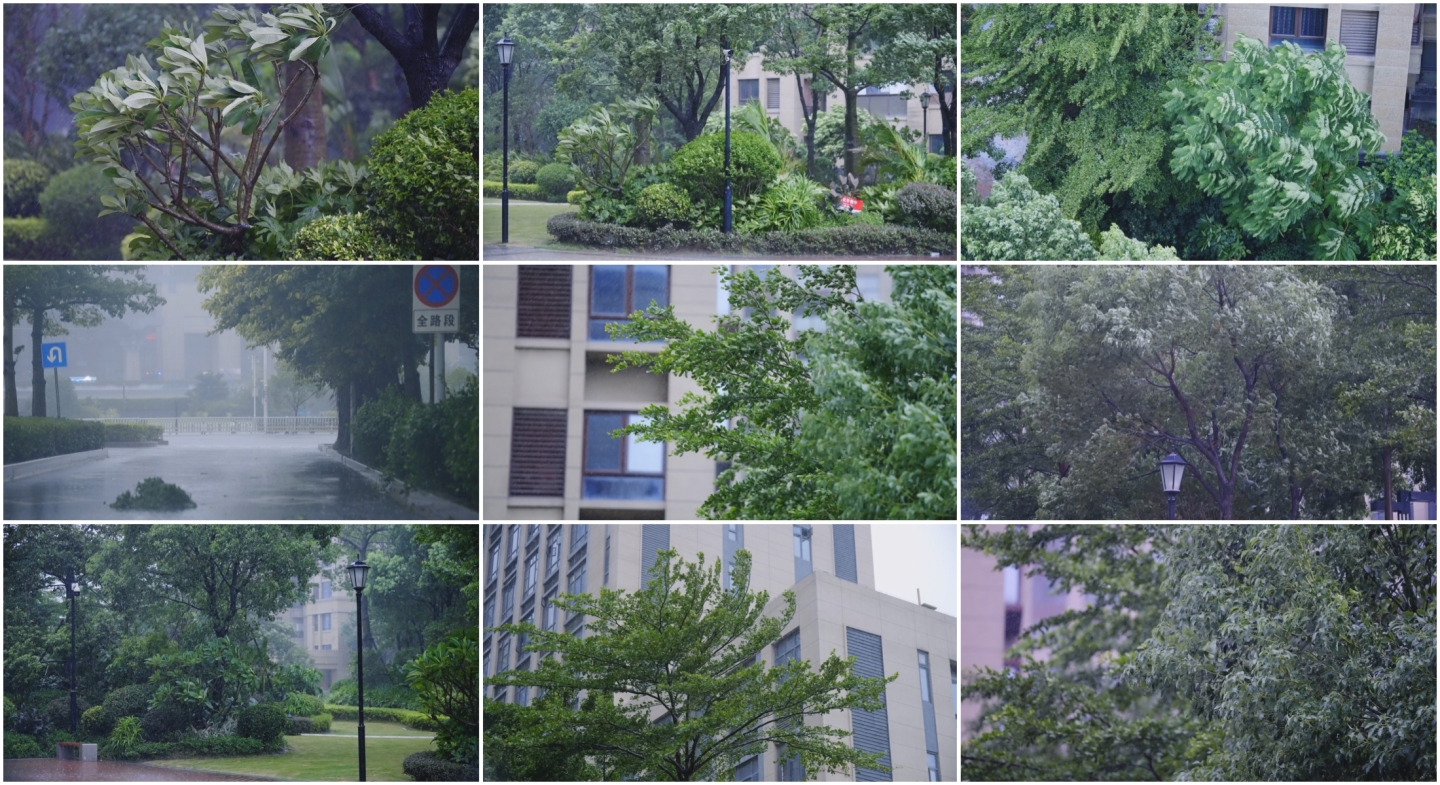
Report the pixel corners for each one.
[872,524,957,617]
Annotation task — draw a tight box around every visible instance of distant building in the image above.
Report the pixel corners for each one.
[278,563,356,692]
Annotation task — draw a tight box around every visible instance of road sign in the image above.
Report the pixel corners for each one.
[41,342,67,368]
[413,265,460,333]
[840,195,864,213]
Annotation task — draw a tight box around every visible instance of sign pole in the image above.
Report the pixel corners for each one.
[54,367,60,419]
[437,334,446,402]
[429,335,436,405]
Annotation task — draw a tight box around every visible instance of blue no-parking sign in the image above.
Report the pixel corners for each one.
[41,342,67,368]
[413,265,460,333]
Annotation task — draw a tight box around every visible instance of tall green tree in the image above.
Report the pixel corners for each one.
[489,549,896,781]
[345,4,477,112]
[791,3,891,178]
[961,3,1216,233]
[867,2,956,156]
[3,265,165,418]
[1164,36,1387,259]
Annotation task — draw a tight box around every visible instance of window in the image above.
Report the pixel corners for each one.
[739,78,759,105]
[603,530,611,586]
[847,627,893,781]
[322,613,332,631]
[566,611,585,640]
[919,651,933,704]
[929,134,944,154]
[320,581,331,599]
[484,597,495,633]
[589,265,669,340]
[727,524,738,542]
[834,524,857,582]
[766,77,780,109]
[508,408,567,496]
[583,412,665,500]
[322,644,332,651]
[311,585,319,603]
[508,526,520,562]
[774,629,801,674]
[488,540,501,582]
[312,615,319,632]
[572,523,589,553]
[919,649,940,778]
[568,560,587,599]
[857,274,880,303]
[803,77,827,112]
[736,753,762,781]
[776,744,803,781]
[723,524,744,590]
[951,661,958,719]
[1339,10,1378,56]
[528,524,540,542]
[793,525,812,580]
[857,89,908,118]
[497,633,511,674]
[547,533,561,577]
[293,621,303,637]
[544,589,558,632]
[518,611,533,662]
[927,753,940,781]
[503,578,516,622]
[518,684,530,707]
[1270,6,1327,51]
[524,552,539,600]
[516,265,573,339]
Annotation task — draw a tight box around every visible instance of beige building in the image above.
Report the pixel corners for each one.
[483,265,895,521]
[1210,3,1437,153]
[726,53,953,155]
[278,564,357,692]
[484,523,957,781]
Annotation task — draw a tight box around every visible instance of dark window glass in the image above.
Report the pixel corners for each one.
[592,265,627,316]
[569,562,587,597]
[633,266,668,312]
[503,580,516,621]
[919,651,932,703]
[582,476,664,501]
[585,413,625,471]
[547,535,561,576]
[524,552,538,597]
[544,591,558,631]
[518,611,532,656]
[583,412,666,500]
[1271,6,1295,35]
[739,79,759,104]
[1300,8,1326,36]
[498,634,510,673]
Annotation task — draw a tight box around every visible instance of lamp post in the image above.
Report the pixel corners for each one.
[920,91,930,154]
[1160,453,1187,520]
[348,559,371,782]
[65,567,78,735]
[497,37,515,244]
[722,46,733,234]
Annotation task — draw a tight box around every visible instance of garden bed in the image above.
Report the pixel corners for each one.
[546,212,955,257]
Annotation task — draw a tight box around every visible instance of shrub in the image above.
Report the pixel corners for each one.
[737,173,827,234]
[367,88,478,260]
[140,703,192,743]
[37,164,134,259]
[310,712,332,733]
[508,159,540,184]
[324,705,445,732]
[326,679,358,707]
[926,155,958,192]
[281,692,325,718]
[4,159,49,217]
[103,716,143,760]
[893,182,957,233]
[4,696,14,731]
[101,685,156,729]
[351,386,414,468]
[285,715,312,735]
[403,750,480,782]
[286,213,412,261]
[102,423,163,442]
[44,696,91,732]
[546,212,956,257]
[3,217,52,259]
[441,376,478,509]
[131,741,178,759]
[634,182,693,229]
[671,132,782,205]
[406,628,478,766]
[3,416,105,463]
[177,735,265,756]
[566,189,585,205]
[80,705,109,737]
[536,163,577,198]
[482,180,553,200]
[236,703,288,744]
[4,732,43,759]
[110,477,196,511]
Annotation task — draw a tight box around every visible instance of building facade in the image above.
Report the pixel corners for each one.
[483,523,958,782]
[276,564,357,692]
[483,265,895,521]
[1210,3,1437,152]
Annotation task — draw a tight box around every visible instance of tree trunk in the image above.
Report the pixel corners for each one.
[402,336,422,401]
[935,77,956,158]
[843,86,861,178]
[283,61,325,171]
[4,296,18,417]
[335,380,350,452]
[796,75,818,179]
[1383,444,1393,519]
[29,307,45,418]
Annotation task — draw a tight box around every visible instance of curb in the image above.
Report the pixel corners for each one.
[318,444,477,520]
[3,448,109,481]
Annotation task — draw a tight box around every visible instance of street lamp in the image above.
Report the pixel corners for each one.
[348,559,371,781]
[1160,453,1187,520]
[497,37,515,244]
[722,46,733,234]
[920,91,930,154]
[65,567,79,735]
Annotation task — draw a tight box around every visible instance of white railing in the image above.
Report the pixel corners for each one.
[87,417,338,435]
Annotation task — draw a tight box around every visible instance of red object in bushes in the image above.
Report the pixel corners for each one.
[840,195,864,212]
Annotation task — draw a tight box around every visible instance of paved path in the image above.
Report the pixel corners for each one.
[4,758,281,781]
[3,433,425,520]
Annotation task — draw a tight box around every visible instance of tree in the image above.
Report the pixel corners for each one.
[798,264,957,519]
[283,58,326,171]
[68,4,336,260]
[345,3,478,112]
[4,266,165,418]
[793,4,891,178]
[961,3,1216,233]
[765,6,832,178]
[37,5,196,115]
[1128,524,1436,780]
[489,549,896,781]
[1165,36,1386,260]
[605,265,864,519]
[1022,266,1339,519]
[867,3,956,156]
[961,174,1179,260]
[1366,130,1438,261]
[265,359,327,417]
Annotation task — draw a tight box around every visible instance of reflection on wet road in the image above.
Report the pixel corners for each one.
[3,433,424,520]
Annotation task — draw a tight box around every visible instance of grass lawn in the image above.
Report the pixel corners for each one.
[483,200,574,246]
[147,721,432,781]
[326,719,433,737]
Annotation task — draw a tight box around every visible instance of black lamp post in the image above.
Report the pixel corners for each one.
[722,46,733,234]
[920,91,930,154]
[65,567,78,735]
[348,559,371,781]
[1160,453,1187,520]
[497,37,515,244]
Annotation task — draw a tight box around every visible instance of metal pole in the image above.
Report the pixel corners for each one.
[1167,492,1176,520]
[68,567,77,735]
[262,345,269,434]
[436,335,445,403]
[722,47,732,235]
[922,103,928,153]
[429,335,436,405]
[501,62,511,244]
[356,585,366,782]
[54,367,60,419]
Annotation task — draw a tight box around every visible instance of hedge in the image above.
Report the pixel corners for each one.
[482,180,565,201]
[286,213,414,261]
[403,750,479,782]
[323,704,446,732]
[536,162,577,198]
[311,712,332,733]
[236,703,287,744]
[285,715,312,735]
[4,217,51,259]
[546,212,956,256]
[367,89,478,260]
[4,417,106,464]
[4,732,44,758]
[102,422,163,442]
[4,159,50,218]
[175,735,267,756]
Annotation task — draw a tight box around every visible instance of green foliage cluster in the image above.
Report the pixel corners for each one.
[633,182,693,229]
[403,750,480,781]
[280,692,324,718]
[3,417,106,464]
[285,213,411,261]
[4,159,49,217]
[100,685,156,731]
[236,703,287,744]
[101,423,164,442]
[482,180,553,200]
[324,680,422,711]
[1165,36,1385,259]
[547,212,954,256]
[534,162,576,198]
[4,731,44,759]
[140,703,193,743]
[554,96,659,197]
[43,697,92,732]
[80,705,108,737]
[405,627,478,765]
[1366,130,1438,260]
[102,716,143,760]
[961,174,1178,260]
[172,734,267,756]
[892,182,956,233]
[324,704,444,731]
[38,165,134,259]
[507,159,540,184]
[670,132,782,204]
[285,715,312,734]
[110,477,197,511]
[736,172,828,234]
[350,377,477,507]
[3,217,51,259]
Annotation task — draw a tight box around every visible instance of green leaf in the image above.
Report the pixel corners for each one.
[222,94,254,118]
[190,37,208,71]
[288,37,319,61]
[242,109,261,136]
[100,194,122,209]
[241,59,262,90]
[249,27,288,45]
[228,78,258,95]
[123,92,158,110]
[88,117,129,135]
[164,46,199,66]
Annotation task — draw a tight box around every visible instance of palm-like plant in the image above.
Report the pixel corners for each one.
[859,121,928,184]
[555,97,659,196]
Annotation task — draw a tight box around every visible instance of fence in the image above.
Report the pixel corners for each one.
[86,417,338,435]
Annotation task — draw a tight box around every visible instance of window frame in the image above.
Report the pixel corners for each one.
[588,265,671,336]
[543,588,559,632]
[524,551,539,600]
[1270,6,1327,41]
[487,541,501,584]
[547,533,562,577]
[738,78,760,105]
[766,77,780,110]
[583,411,667,478]
[322,613,331,631]
[502,577,516,622]
[507,525,520,563]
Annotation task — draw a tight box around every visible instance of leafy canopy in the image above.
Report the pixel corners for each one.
[488,548,896,781]
[961,173,1179,260]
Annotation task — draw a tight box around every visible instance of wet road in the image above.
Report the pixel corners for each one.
[4,758,280,780]
[3,433,424,520]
